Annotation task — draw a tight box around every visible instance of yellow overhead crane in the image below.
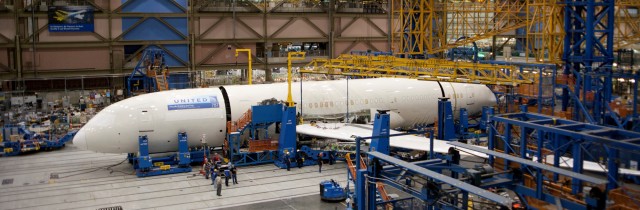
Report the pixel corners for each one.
[235,49,252,85]
[287,52,306,107]
[301,54,535,86]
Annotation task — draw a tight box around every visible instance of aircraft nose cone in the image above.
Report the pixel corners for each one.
[73,129,88,150]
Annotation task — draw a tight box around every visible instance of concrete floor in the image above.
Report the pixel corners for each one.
[225,194,345,210]
[0,144,347,210]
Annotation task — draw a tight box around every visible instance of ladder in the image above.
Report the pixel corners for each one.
[155,71,169,91]
[376,182,394,210]
[346,154,393,210]
[345,153,366,180]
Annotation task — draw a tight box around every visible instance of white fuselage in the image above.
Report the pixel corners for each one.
[74,78,496,153]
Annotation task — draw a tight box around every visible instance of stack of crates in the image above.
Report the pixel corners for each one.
[610,101,633,118]
[248,139,278,152]
[518,84,539,96]
[555,108,574,120]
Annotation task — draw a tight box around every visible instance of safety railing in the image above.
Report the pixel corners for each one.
[226,109,253,133]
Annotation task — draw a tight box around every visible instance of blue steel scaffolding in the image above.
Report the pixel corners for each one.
[561,0,637,128]
[126,49,165,96]
[488,107,640,193]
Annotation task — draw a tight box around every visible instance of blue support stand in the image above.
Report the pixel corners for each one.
[274,105,298,168]
[437,98,456,140]
[369,110,390,155]
[135,133,192,177]
[136,136,153,171]
[480,106,494,131]
[177,132,191,167]
[457,108,470,138]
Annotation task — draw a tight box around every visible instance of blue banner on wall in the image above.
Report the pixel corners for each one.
[48,6,94,32]
[168,95,220,111]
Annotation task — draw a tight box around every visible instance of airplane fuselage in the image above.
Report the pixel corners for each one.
[74,78,496,154]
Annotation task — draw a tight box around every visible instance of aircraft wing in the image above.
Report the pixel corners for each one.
[296,122,488,157]
[296,122,640,176]
[539,155,640,176]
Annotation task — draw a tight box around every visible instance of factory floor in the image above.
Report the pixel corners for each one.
[0,144,347,210]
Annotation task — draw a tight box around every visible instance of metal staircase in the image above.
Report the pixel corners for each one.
[226,109,253,133]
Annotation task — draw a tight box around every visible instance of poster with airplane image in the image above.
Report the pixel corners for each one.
[48,6,94,32]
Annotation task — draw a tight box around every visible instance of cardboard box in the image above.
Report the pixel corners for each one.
[10,135,20,142]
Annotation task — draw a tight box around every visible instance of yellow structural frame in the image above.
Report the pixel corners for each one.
[235,49,252,85]
[614,0,640,49]
[302,54,534,86]
[392,0,639,64]
[287,52,306,107]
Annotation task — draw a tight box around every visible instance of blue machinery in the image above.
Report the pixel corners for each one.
[225,104,331,168]
[274,102,332,169]
[130,132,208,177]
[349,110,516,209]
[438,98,485,141]
[346,108,639,209]
[1,125,77,156]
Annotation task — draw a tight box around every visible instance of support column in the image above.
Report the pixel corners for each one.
[263,0,271,82]
[607,147,618,190]
[329,0,335,59]
[355,169,366,209]
[15,35,22,79]
[563,0,615,125]
[571,143,583,194]
[504,123,512,171]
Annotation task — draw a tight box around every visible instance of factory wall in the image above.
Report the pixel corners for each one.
[0,49,9,71]
[198,17,264,40]
[196,44,255,66]
[334,16,389,55]
[21,48,110,71]
[0,18,16,40]
[338,17,387,38]
[120,0,189,67]
[268,17,329,39]
[22,1,115,74]
[0,1,392,83]
[334,41,389,56]
[0,16,16,73]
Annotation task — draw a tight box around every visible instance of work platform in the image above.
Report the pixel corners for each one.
[0,144,347,210]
